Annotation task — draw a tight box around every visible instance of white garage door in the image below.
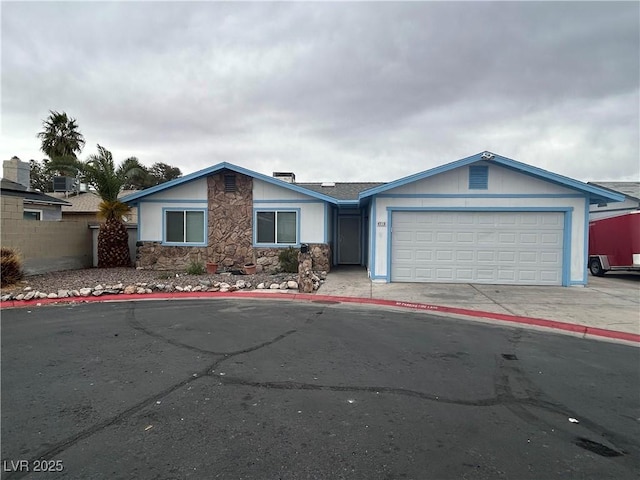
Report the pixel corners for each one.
[391,211,564,285]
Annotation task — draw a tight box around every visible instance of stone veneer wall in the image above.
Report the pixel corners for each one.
[207,172,254,268]
[255,243,331,274]
[136,243,207,270]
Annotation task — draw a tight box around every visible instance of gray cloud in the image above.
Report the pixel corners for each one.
[2,1,638,183]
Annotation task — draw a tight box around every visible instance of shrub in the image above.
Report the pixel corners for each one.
[278,247,299,273]
[186,260,205,275]
[1,247,23,287]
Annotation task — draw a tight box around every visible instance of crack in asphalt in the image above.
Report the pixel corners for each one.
[217,376,501,406]
[6,303,637,478]
[493,330,637,468]
[3,303,299,480]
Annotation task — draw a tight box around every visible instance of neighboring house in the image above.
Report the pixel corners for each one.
[0,178,71,221]
[49,190,140,224]
[587,182,640,221]
[121,151,623,286]
[1,158,92,274]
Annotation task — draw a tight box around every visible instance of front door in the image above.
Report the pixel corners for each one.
[338,216,361,264]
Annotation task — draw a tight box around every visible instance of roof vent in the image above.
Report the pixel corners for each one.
[321,182,335,187]
[273,172,296,183]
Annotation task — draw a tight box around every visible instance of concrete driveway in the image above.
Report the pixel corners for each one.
[320,268,640,336]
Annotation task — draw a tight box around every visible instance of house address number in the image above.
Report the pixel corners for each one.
[377,221,386,227]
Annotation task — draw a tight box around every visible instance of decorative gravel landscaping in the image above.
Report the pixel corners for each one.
[0,267,327,302]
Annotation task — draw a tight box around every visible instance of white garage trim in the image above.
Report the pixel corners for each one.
[386,207,573,286]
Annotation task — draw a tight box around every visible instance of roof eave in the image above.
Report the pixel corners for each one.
[357,152,627,204]
[120,162,340,205]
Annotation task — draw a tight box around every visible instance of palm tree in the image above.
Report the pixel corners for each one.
[48,145,144,268]
[37,110,86,161]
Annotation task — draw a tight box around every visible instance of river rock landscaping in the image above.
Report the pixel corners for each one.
[0,267,327,303]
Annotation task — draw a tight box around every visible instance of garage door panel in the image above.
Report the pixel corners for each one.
[415,232,433,242]
[391,211,563,285]
[517,270,537,282]
[415,250,433,261]
[414,268,433,279]
[499,270,517,281]
[477,251,496,262]
[540,251,560,263]
[498,251,516,262]
[520,215,538,225]
[541,233,561,245]
[499,233,517,244]
[436,250,453,261]
[519,252,537,263]
[456,250,474,262]
[542,215,562,226]
[394,231,412,243]
[456,269,474,281]
[519,233,538,244]
[457,232,474,243]
[457,215,475,225]
[477,232,497,244]
[498,215,517,225]
[393,249,413,261]
[436,268,453,280]
[477,269,496,280]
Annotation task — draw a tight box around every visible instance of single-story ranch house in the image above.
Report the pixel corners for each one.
[121,152,624,287]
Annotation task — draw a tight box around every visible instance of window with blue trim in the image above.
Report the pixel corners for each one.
[165,210,205,243]
[469,165,489,189]
[256,211,297,244]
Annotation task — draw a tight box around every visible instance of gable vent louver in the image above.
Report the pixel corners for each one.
[224,174,236,192]
[469,166,489,190]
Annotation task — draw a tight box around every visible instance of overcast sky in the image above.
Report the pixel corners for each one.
[1,1,638,183]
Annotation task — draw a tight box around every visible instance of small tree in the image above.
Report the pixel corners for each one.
[48,145,144,267]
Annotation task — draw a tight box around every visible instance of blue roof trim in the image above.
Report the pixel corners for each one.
[120,162,340,205]
[358,152,625,205]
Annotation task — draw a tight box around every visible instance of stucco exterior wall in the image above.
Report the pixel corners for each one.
[253,179,316,201]
[369,164,589,285]
[390,162,576,196]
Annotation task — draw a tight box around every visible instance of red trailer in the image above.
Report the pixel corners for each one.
[588,211,640,276]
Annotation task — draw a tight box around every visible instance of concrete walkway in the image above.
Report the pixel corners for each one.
[320,266,640,337]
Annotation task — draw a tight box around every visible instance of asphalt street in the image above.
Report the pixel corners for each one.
[1,299,639,479]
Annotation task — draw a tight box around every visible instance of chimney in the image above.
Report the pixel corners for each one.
[272,172,296,183]
[3,157,31,190]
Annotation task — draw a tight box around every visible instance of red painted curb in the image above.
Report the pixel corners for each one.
[1,291,638,344]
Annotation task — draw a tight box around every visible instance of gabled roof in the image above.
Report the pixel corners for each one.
[297,182,385,201]
[120,162,347,205]
[49,190,140,213]
[0,178,71,206]
[358,152,625,205]
[587,182,640,202]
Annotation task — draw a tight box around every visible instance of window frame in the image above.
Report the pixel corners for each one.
[162,208,207,246]
[23,208,43,221]
[253,208,300,247]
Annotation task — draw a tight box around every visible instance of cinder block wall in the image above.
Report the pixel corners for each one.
[1,196,93,275]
